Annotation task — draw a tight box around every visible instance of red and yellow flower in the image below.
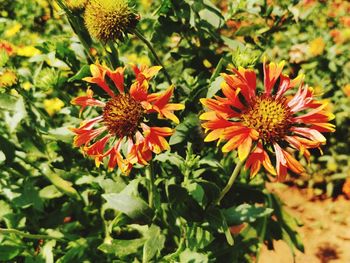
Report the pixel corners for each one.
[200,60,335,181]
[71,63,184,174]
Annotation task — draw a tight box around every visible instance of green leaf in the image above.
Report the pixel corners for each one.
[40,240,56,263]
[44,127,73,143]
[0,94,18,111]
[68,65,91,82]
[206,207,234,246]
[207,76,223,98]
[0,135,16,165]
[0,200,12,220]
[39,185,64,199]
[103,193,152,220]
[169,114,200,145]
[223,204,273,225]
[12,181,44,211]
[179,249,209,263]
[99,238,145,257]
[185,182,205,205]
[4,96,27,132]
[142,225,165,262]
[270,194,304,253]
[45,171,80,200]
[0,245,22,260]
[154,151,184,166]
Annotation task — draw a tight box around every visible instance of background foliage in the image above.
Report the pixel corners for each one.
[0,0,349,262]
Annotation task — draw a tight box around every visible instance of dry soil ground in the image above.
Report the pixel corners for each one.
[259,183,350,263]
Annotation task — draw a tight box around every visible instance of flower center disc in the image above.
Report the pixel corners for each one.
[241,96,291,142]
[103,94,143,137]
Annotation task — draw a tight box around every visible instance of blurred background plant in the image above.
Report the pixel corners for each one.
[0,0,349,262]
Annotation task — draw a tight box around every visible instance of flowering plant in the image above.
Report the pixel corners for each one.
[0,0,348,262]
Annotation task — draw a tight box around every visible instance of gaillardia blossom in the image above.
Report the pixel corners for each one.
[71,64,184,174]
[200,60,335,181]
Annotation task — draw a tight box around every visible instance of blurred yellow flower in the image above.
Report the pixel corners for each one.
[10,89,19,96]
[343,84,350,97]
[309,37,325,56]
[141,0,152,9]
[125,53,151,66]
[203,59,212,68]
[16,46,41,57]
[0,70,17,88]
[4,23,22,38]
[35,0,49,8]
[44,98,65,116]
[22,82,32,91]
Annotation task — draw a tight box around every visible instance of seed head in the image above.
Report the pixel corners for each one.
[84,0,139,42]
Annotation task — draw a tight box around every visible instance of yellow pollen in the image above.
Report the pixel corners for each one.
[241,96,291,141]
[103,94,143,137]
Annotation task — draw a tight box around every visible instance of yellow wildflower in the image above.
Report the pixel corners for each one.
[4,23,22,38]
[125,53,151,66]
[141,0,152,9]
[16,46,41,57]
[0,70,17,88]
[22,82,32,91]
[44,98,65,116]
[309,37,325,56]
[203,59,212,68]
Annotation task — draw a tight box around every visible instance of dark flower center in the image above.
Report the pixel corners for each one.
[103,94,143,137]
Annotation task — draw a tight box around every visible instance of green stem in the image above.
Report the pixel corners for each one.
[55,0,94,63]
[106,41,120,68]
[0,228,63,241]
[131,28,172,85]
[146,162,155,209]
[216,159,244,205]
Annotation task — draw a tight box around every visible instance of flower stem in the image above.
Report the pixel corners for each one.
[55,0,94,63]
[216,159,244,205]
[0,228,63,241]
[131,28,172,85]
[146,161,155,209]
[107,41,120,68]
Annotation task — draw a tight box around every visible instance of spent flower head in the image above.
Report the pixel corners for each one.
[84,0,139,42]
[200,59,335,181]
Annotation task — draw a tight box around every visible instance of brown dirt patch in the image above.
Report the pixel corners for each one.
[259,183,350,263]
